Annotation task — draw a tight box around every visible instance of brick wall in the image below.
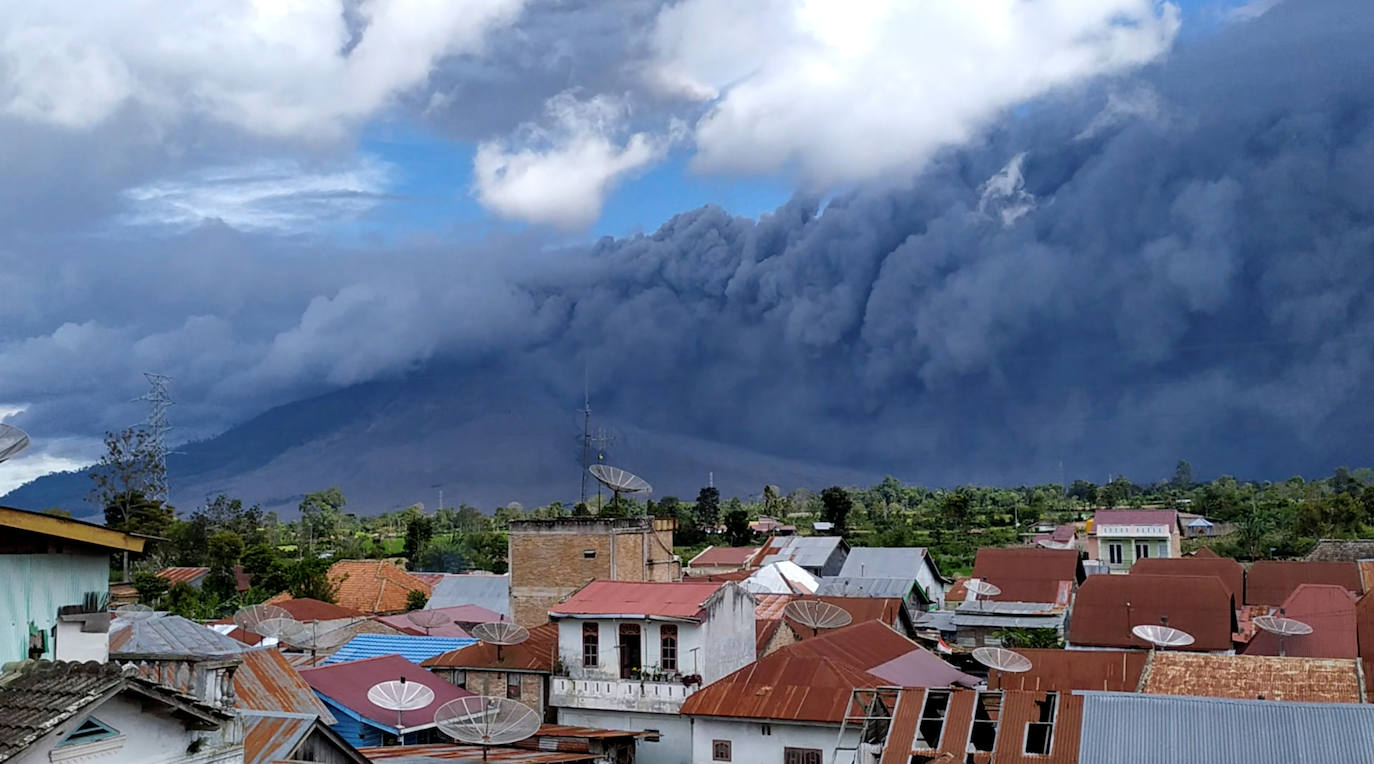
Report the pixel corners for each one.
[460,669,545,715]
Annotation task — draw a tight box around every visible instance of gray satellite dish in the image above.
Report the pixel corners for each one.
[284,619,356,665]
[114,603,156,621]
[1254,615,1313,657]
[1132,623,1195,649]
[782,600,853,637]
[973,647,1033,673]
[1035,539,1070,550]
[471,621,530,662]
[0,423,30,464]
[434,696,541,748]
[256,616,306,643]
[589,464,652,513]
[965,578,1001,611]
[407,609,452,635]
[368,678,436,734]
[233,604,293,636]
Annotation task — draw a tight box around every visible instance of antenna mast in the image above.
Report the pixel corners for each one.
[137,372,174,502]
[581,388,591,505]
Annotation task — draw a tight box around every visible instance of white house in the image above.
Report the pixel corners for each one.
[547,580,757,764]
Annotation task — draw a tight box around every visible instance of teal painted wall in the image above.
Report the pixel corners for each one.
[0,553,109,664]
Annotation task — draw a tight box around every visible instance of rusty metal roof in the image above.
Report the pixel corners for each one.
[243,712,316,764]
[357,744,596,762]
[989,649,1146,693]
[1141,652,1363,703]
[878,688,1084,764]
[1068,573,1235,651]
[1245,560,1362,606]
[965,547,1082,603]
[549,580,725,620]
[235,647,336,724]
[1242,583,1358,658]
[422,623,558,672]
[157,565,252,592]
[329,560,433,614]
[110,613,248,656]
[1131,556,1245,599]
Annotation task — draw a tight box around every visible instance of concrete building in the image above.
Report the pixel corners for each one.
[1086,509,1181,572]
[507,517,680,626]
[423,622,559,719]
[0,506,144,665]
[546,580,756,764]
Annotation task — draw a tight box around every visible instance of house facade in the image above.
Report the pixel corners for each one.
[547,580,756,764]
[1087,509,1180,572]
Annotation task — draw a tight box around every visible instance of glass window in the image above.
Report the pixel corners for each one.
[1135,542,1150,560]
[1108,543,1123,565]
[660,625,678,672]
[582,623,599,668]
[506,673,521,700]
[783,747,822,764]
[712,740,732,761]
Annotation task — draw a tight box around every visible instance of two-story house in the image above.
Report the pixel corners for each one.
[1087,509,1180,572]
[547,580,756,764]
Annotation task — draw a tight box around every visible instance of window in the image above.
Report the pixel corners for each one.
[660,625,678,671]
[916,690,950,749]
[760,724,772,736]
[1107,543,1123,565]
[969,691,1001,752]
[1135,542,1150,560]
[712,740,732,761]
[506,673,521,700]
[452,670,467,689]
[59,718,119,747]
[783,747,822,764]
[583,549,596,559]
[582,623,599,667]
[1024,693,1057,755]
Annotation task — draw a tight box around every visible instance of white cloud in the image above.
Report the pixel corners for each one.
[0,0,527,136]
[649,0,1181,185]
[472,92,677,228]
[977,153,1036,227]
[122,157,392,232]
[1227,0,1282,23]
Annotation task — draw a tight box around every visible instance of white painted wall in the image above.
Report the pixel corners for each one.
[690,717,859,764]
[14,691,242,764]
[558,708,691,764]
[916,557,944,609]
[54,617,109,663]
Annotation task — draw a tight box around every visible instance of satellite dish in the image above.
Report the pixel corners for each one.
[782,600,852,637]
[284,620,356,664]
[0,423,30,465]
[114,603,156,620]
[964,578,1001,611]
[407,610,453,635]
[255,616,306,643]
[233,604,297,637]
[1254,615,1313,657]
[470,621,530,662]
[1132,624,1195,649]
[589,464,652,514]
[1036,539,1070,550]
[972,647,1033,673]
[434,696,541,748]
[368,678,436,734]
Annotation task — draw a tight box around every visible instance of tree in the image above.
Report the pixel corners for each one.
[406,589,429,611]
[203,530,245,600]
[940,490,973,530]
[1067,480,1098,506]
[654,496,681,519]
[820,486,852,536]
[404,515,434,563]
[132,570,169,607]
[299,488,346,552]
[461,531,509,574]
[695,486,721,530]
[991,628,1062,649]
[89,427,169,580]
[284,557,337,602]
[723,502,752,546]
[762,485,786,517]
[416,537,467,573]
[1172,460,1194,490]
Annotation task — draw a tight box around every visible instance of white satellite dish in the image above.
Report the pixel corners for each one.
[972,647,1033,674]
[965,578,1001,611]
[256,616,306,643]
[407,609,452,635]
[0,423,29,464]
[284,620,356,665]
[114,603,157,621]
[589,464,652,514]
[1254,615,1313,657]
[368,678,436,734]
[471,621,530,661]
[782,600,853,637]
[434,696,541,748]
[1132,624,1195,649]
[233,604,294,636]
[1036,539,1070,550]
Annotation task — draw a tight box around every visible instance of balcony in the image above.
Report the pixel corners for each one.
[550,676,699,714]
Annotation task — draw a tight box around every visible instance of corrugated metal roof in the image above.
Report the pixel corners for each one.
[243,712,315,764]
[742,561,819,595]
[423,573,510,615]
[962,548,1081,604]
[1131,556,1245,599]
[1245,560,1362,606]
[329,560,433,614]
[299,655,473,733]
[689,546,761,567]
[759,536,845,569]
[549,580,724,620]
[1077,691,1374,764]
[158,566,210,585]
[1142,652,1362,703]
[817,577,915,599]
[109,613,248,656]
[324,634,475,665]
[422,623,558,672]
[1242,583,1358,658]
[1067,573,1234,650]
[950,612,1065,629]
[357,744,596,762]
[867,649,978,688]
[837,548,930,579]
[1092,509,1178,529]
[235,647,337,724]
[989,649,1146,693]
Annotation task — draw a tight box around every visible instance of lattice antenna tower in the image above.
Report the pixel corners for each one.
[136,372,174,501]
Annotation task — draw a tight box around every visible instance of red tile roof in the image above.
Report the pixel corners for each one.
[234,647,336,723]
[1142,652,1363,703]
[988,649,1146,693]
[328,560,433,614]
[423,623,558,672]
[550,581,725,621]
[1093,509,1178,530]
[688,546,761,568]
[1242,584,1358,658]
[1131,556,1245,599]
[962,547,1082,603]
[298,654,472,730]
[1245,560,1362,606]
[1068,573,1235,651]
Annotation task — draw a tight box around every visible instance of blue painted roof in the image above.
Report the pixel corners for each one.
[324,634,475,665]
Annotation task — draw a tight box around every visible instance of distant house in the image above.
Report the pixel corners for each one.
[741,560,820,595]
[423,622,559,719]
[1087,509,1181,572]
[0,505,144,665]
[835,547,946,609]
[687,546,761,575]
[327,560,433,615]
[1244,560,1363,607]
[939,548,1083,647]
[1067,573,1236,652]
[1032,523,1078,549]
[1306,538,1374,562]
[157,565,252,594]
[749,516,796,535]
[299,654,474,748]
[754,535,849,577]
[547,580,757,764]
[753,595,915,657]
[419,572,511,615]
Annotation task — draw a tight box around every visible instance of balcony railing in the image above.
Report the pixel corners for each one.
[550,676,698,714]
